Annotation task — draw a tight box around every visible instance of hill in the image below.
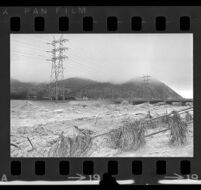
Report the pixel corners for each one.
[11,79,48,99]
[59,77,98,92]
[71,77,183,100]
[10,77,183,100]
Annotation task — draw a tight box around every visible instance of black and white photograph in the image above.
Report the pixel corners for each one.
[10,34,193,157]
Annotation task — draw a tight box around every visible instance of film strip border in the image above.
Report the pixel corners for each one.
[0,6,200,185]
[7,158,199,185]
[9,15,190,32]
[10,160,191,176]
[0,6,199,33]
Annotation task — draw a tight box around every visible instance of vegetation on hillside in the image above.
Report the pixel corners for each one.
[10,77,182,100]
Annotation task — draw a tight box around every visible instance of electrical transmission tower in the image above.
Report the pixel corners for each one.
[142,74,151,86]
[142,74,151,101]
[46,35,69,101]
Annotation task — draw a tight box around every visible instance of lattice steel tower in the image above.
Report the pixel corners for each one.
[142,74,151,101]
[46,35,68,101]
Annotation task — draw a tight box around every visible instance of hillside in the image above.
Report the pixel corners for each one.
[59,77,98,92]
[10,77,183,100]
[71,78,182,100]
[122,77,183,100]
[11,79,48,99]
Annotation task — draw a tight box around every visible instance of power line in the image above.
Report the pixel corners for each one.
[12,39,49,47]
[12,40,48,52]
[12,50,48,58]
[69,56,110,77]
[12,50,109,79]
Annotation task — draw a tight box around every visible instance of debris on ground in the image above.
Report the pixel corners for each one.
[48,126,93,157]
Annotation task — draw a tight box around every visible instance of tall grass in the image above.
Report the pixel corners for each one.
[185,111,193,122]
[48,130,92,157]
[107,119,146,151]
[143,119,157,129]
[169,111,188,145]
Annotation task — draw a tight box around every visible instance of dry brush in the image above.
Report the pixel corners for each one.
[106,119,146,151]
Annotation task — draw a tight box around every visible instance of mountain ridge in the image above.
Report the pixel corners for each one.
[10,77,183,100]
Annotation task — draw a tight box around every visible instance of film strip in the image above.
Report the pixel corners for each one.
[0,6,200,186]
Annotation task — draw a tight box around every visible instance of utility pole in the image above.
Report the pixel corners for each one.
[46,35,68,101]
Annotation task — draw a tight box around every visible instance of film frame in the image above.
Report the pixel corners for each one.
[0,5,200,186]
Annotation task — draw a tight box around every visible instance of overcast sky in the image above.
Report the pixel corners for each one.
[10,34,193,98]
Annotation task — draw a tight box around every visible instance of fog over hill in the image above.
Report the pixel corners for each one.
[10,77,183,100]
